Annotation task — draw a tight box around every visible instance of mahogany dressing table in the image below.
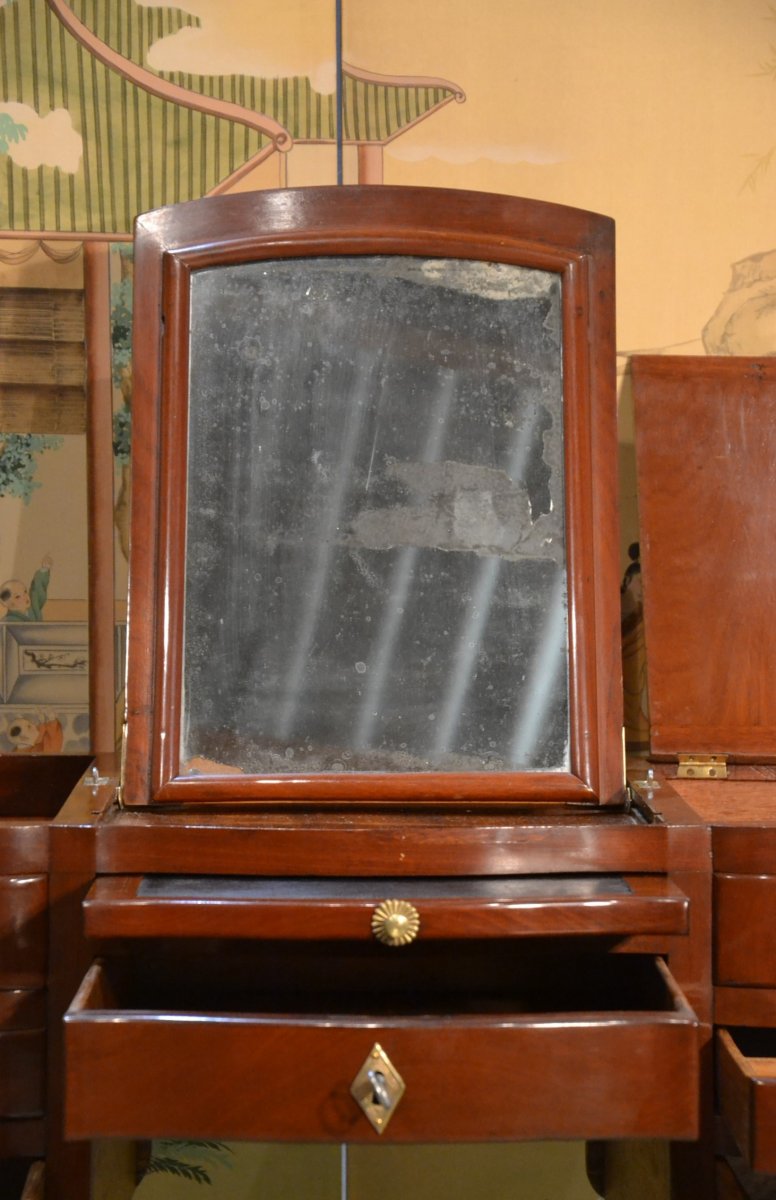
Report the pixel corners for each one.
[41,188,714,1199]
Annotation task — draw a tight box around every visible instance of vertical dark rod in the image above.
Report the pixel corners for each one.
[335,0,343,183]
[341,1144,348,1200]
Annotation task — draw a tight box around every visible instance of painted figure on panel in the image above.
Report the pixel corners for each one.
[0,555,53,621]
[5,709,64,753]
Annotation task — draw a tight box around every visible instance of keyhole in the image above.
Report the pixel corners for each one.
[367,1068,392,1110]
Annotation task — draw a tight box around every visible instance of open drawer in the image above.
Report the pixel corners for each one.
[718,1028,776,1174]
[64,949,700,1143]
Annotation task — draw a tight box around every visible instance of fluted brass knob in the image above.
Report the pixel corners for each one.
[371,899,420,947]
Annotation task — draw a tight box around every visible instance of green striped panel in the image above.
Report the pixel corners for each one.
[58,0,456,143]
[0,0,269,233]
[0,0,459,232]
[342,75,454,143]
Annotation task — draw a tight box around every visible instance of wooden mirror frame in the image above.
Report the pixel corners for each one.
[123,185,623,808]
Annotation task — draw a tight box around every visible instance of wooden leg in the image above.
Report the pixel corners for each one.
[91,1142,137,1200]
[603,1140,671,1200]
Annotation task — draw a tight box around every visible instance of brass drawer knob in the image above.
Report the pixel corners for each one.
[371,899,420,947]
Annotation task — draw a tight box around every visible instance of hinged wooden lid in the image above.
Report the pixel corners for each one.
[632,355,776,762]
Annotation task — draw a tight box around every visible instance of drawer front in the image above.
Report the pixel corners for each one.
[715,875,776,986]
[0,987,46,1032]
[0,1117,45,1159]
[0,875,47,988]
[83,873,690,945]
[715,986,776,1028]
[718,1028,776,1174]
[83,873,689,942]
[65,959,700,1143]
[0,1027,44,1117]
[0,821,49,874]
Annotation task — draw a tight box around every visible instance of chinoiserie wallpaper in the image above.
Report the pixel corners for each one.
[1,0,774,749]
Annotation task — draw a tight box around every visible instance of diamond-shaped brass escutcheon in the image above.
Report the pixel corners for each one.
[350,1043,405,1134]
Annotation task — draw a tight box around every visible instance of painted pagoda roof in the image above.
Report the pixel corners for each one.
[0,0,464,235]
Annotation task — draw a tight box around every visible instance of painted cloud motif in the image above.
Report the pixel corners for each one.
[138,0,337,94]
[0,103,82,172]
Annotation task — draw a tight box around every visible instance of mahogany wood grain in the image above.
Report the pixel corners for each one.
[664,778,776,822]
[659,864,713,1028]
[639,776,721,1036]
[0,1028,44,1117]
[0,755,91,818]
[96,807,676,877]
[715,875,776,987]
[716,988,776,1029]
[0,988,46,1031]
[712,828,776,877]
[126,186,623,808]
[43,762,115,1200]
[655,830,716,1198]
[718,1029,776,1174]
[0,822,49,875]
[44,867,94,1200]
[0,875,47,989]
[0,1118,45,1159]
[64,959,699,1143]
[663,776,776,875]
[81,872,688,941]
[633,355,776,761]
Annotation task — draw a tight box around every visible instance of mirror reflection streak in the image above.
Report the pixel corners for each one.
[180,256,569,778]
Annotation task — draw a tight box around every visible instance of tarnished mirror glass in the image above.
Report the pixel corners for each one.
[181,256,567,776]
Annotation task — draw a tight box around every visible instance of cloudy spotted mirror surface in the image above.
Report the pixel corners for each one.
[180,256,568,777]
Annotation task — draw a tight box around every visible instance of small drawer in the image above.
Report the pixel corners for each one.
[65,951,700,1143]
[0,1027,44,1117]
[83,873,690,941]
[0,875,47,988]
[0,821,49,875]
[718,1028,776,1174]
[716,875,776,987]
[0,988,46,1031]
[0,1116,45,1159]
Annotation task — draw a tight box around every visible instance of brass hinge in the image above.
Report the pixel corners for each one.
[677,753,728,780]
